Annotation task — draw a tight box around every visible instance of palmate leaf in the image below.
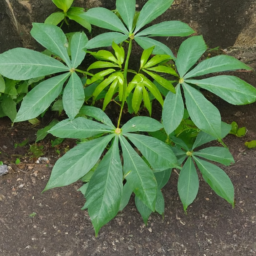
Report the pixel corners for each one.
[116,0,136,32]
[85,32,128,49]
[48,117,112,139]
[84,7,128,33]
[140,46,154,69]
[137,21,194,37]
[122,116,163,133]
[163,85,184,135]
[120,136,157,211]
[184,55,252,78]
[143,55,171,69]
[15,73,70,122]
[63,72,85,119]
[135,196,152,225]
[176,36,207,77]
[182,83,222,139]
[134,0,174,33]
[44,12,65,25]
[0,48,69,80]
[154,169,172,189]
[52,0,73,12]
[186,76,256,105]
[125,133,178,171]
[67,8,91,32]
[31,23,71,67]
[193,157,234,206]
[70,32,88,68]
[194,147,234,166]
[119,182,133,211]
[178,157,199,212]
[44,134,114,191]
[84,137,123,236]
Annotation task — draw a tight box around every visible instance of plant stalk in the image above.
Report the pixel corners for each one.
[117,39,133,128]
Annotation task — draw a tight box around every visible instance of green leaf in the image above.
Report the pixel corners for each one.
[0,75,5,93]
[4,79,18,96]
[31,23,71,67]
[176,36,207,77]
[140,46,154,69]
[52,0,73,12]
[245,140,256,149]
[192,122,231,150]
[126,133,178,171]
[134,0,174,33]
[88,50,118,63]
[0,48,69,80]
[48,117,112,139]
[143,70,175,93]
[122,116,163,133]
[170,136,190,151]
[84,137,123,236]
[78,183,88,197]
[85,7,128,33]
[80,161,99,183]
[51,99,63,114]
[183,83,221,139]
[137,21,194,37]
[194,157,234,206]
[120,136,157,211]
[186,76,256,105]
[135,36,175,59]
[15,73,70,122]
[135,196,152,225]
[79,106,115,128]
[1,97,17,122]
[36,119,59,142]
[62,72,84,119]
[44,134,114,191]
[112,42,125,65]
[194,147,234,166]
[119,182,133,211]
[178,157,199,212]
[144,55,171,69]
[103,79,118,110]
[147,65,178,77]
[132,84,143,114]
[116,0,136,32]
[163,85,184,135]
[88,61,119,71]
[154,169,172,189]
[185,55,252,78]
[67,8,91,31]
[44,12,65,25]
[71,32,88,68]
[85,33,128,49]
[155,190,165,215]
[142,87,152,115]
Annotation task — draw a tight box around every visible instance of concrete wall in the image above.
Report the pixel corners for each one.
[0,0,256,57]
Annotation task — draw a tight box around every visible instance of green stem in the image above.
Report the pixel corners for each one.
[117,39,133,128]
[75,69,94,76]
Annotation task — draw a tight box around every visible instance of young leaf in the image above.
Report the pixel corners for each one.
[170,136,190,151]
[71,32,88,68]
[44,12,65,25]
[163,85,184,135]
[1,97,17,122]
[103,79,118,110]
[84,7,128,33]
[140,46,154,69]
[79,106,115,128]
[132,84,143,113]
[122,116,163,133]
[182,83,222,139]
[186,76,256,105]
[0,48,69,80]
[88,50,118,63]
[194,147,235,166]
[67,8,91,32]
[134,0,174,33]
[120,136,157,211]
[185,55,252,78]
[44,134,114,191]
[126,133,178,171]
[135,196,152,225]
[116,0,136,32]
[154,169,172,189]
[155,189,165,215]
[146,65,178,77]
[85,33,128,49]
[178,157,199,212]
[88,69,116,84]
[119,182,134,211]
[63,72,85,119]
[48,117,112,139]
[87,61,119,71]
[137,21,194,37]
[142,87,152,115]
[144,55,171,69]
[52,0,73,12]
[135,37,175,59]
[84,137,123,236]
[31,23,71,67]
[193,157,234,206]
[176,36,207,77]
[112,42,125,65]
[15,73,70,122]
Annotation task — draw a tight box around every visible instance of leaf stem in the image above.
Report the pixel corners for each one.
[75,69,94,76]
[117,39,133,128]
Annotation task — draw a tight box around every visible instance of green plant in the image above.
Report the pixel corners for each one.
[45,0,91,31]
[0,0,255,236]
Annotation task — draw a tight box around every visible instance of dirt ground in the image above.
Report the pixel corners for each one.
[1,70,256,256]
